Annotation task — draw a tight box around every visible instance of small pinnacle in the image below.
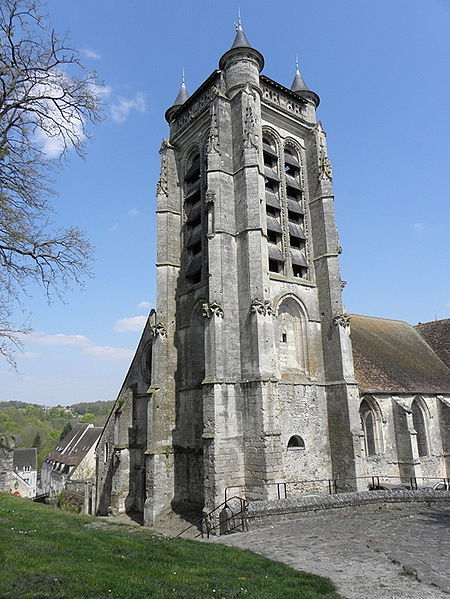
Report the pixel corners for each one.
[231,12,251,49]
[172,73,189,107]
[291,59,309,93]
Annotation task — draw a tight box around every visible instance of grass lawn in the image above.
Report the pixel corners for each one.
[0,493,344,599]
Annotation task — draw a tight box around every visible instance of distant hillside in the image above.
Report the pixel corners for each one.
[0,400,113,467]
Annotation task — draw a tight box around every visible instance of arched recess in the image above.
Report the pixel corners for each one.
[188,301,206,387]
[275,295,308,376]
[411,397,429,457]
[360,396,384,456]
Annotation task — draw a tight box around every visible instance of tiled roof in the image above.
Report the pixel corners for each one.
[13,448,37,470]
[46,423,102,467]
[415,319,450,369]
[350,314,450,394]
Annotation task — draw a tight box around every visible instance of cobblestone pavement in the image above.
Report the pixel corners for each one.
[214,505,450,599]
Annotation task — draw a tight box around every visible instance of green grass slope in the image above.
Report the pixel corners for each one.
[0,494,344,599]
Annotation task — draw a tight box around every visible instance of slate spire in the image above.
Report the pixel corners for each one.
[172,69,189,106]
[291,57,309,93]
[230,12,251,49]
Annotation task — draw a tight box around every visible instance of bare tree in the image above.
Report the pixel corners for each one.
[0,0,103,365]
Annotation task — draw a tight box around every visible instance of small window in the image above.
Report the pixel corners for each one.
[266,205,280,218]
[293,265,306,278]
[288,210,302,224]
[290,236,303,249]
[269,259,282,273]
[281,333,287,343]
[268,230,279,244]
[265,178,279,193]
[287,435,305,449]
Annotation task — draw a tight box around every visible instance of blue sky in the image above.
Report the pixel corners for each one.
[1,0,449,406]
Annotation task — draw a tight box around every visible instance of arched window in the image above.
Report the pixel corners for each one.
[287,435,305,449]
[360,398,383,456]
[411,399,428,457]
[277,297,307,376]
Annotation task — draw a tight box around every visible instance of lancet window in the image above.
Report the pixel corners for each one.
[411,398,429,457]
[360,398,383,456]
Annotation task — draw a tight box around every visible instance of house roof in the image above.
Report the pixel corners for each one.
[46,423,102,467]
[415,318,450,369]
[350,314,450,394]
[13,448,37,470]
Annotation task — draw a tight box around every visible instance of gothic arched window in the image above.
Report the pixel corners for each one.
[411,399,429,457]
[360,398,383,457]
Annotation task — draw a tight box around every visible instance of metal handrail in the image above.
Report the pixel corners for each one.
[176,495,248,539]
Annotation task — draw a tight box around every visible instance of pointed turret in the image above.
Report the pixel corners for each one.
[165,72,190,122]
[291,64,309,93]
[290,59,320,107]
[219,18,264,78]
[230,20,251,49]
[173,73,189,107]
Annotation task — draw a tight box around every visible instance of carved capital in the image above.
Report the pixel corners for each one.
[328,313,351,338]
[250,298,275,317]
[332,313,351,329]
[149,313,167,338]
[202,301,224,319]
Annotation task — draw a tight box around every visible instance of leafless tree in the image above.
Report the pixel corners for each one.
[0,0,103,365]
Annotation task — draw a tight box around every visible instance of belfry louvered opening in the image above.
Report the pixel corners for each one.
[184,153,204,285]
[284,146,308,279]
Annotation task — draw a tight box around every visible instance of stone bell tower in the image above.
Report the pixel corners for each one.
[96,22,361,525]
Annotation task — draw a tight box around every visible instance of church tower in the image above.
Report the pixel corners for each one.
[96,24,362,524]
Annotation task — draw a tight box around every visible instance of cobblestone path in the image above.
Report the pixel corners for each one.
[215,505,450,599]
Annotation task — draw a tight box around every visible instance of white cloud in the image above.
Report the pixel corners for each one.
[137,301,151,311]
[31,333,91,347]
[114,316,147,332]
[81,48,101,60]
[33,75,110,158]
[110,92,146,124]
[82,345,134,360]
[128,209,139,217]
[413,223,426,233]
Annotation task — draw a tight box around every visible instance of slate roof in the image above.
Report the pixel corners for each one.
[13,448,37,470]
[46,423,102,467]
[415,319,450,369]
[350,314,450,394]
